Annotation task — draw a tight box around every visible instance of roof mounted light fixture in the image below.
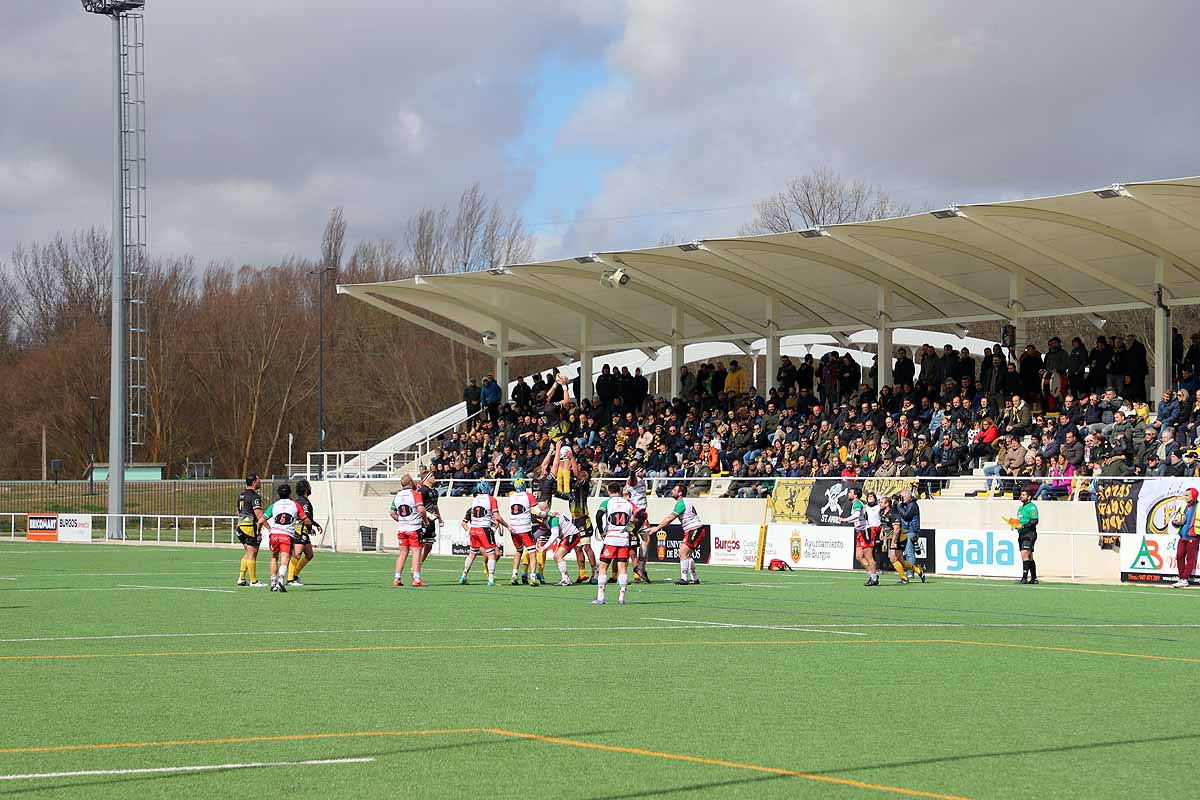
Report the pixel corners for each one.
[1086,314,1107,330]
[1094,184,1128,199]
[486,266,512,276]
[677,241,703,252]
[930,206,961,219]
[798,227,826,238]
[956,326,971,338]
[600,267,630,289]
[574,254,600,264]
[480,330,497,346]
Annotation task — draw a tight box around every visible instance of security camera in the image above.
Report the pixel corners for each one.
[600,267,630,289]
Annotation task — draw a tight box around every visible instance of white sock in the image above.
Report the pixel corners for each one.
[557,558,570,581]
[618,574,629,595]
[486,557,496,578]
[680,559,691,580]
[278,565,288,582]
[394,572,402,580]
[413,571,420,581]
[597,571,608,600]
[462,555,475,576]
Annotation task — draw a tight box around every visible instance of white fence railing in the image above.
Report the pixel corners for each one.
[0,514,336,550]
[298,409,486,479]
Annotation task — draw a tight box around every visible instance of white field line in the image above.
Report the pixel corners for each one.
[0,624,719,645]
[645,616,866,636]
[0,757,374,782]
[117,585,236,594]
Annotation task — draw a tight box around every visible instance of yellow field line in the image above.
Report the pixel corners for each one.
[485,728,970,800]
[0,726,969,799]
[0,637,1197,664]
[0,729,482,755]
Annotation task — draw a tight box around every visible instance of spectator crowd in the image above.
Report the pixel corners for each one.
[428,331,1200,500]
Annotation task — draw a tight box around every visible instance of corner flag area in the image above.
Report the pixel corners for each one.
[0,542,1194,798]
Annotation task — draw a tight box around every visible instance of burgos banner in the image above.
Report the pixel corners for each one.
[706,525,761,567]
[1118,534,1195,585]
[761,524,855,571]
[937,529,1022,578]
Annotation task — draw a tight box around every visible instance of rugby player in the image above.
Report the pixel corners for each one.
[265,483,307,593]
[507,478,540,586]
[536,500,581,586]
[287,479,322,586]
[879,495,911,585]
[417,470,442,565]
[235,473,268,587]
[536,373,573,496]
[626,459,652,583]
[648,483,707,585]
[593,482,635,605]
[390,475,428,587]
[839,487,878,586]
[568,453,598,584]
[459,481,509,587]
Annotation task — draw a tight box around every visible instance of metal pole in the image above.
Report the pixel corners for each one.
[107,13,126,539]
[88,396,98,496]
[317,270,325,455]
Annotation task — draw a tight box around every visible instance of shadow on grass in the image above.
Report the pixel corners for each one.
[807,731,1200,776]
[587,774,787,799]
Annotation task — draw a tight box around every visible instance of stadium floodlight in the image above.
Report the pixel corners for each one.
[798,227,825,238]
[600,268,630,289]
[930,207,961,219]
[80,0,148,541]
[677,242,703,252]
[1094,184,1127,199]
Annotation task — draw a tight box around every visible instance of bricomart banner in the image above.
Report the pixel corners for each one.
[26,514,92,543]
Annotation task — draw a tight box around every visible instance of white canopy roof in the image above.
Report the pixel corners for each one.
[338,177,1200,357]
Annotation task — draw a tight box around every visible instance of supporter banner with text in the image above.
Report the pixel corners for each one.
[1118,533,1198,584]
[706,524,761,567]
[761,524,855,571]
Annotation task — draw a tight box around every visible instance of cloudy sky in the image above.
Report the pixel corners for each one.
[3,0,1197,267]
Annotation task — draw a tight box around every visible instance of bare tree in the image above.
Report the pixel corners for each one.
[741,167,912,235]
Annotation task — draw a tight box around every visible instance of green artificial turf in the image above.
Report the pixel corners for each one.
[0,541,1196,799]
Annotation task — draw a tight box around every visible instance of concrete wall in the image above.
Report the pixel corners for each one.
[312,479,1117,583]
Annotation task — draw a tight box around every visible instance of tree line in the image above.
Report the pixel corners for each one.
[0,185,535,479]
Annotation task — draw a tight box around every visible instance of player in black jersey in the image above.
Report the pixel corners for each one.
[236,473,268,587]
[568,455,598,584]
[417,470,442,563]
[287,479,322,586]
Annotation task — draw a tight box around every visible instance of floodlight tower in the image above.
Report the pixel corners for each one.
[80,0,148,538]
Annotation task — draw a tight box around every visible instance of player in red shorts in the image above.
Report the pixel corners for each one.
[648,483,708,585]
[593,482,635,605]
[839,487,878,586]
[459,481,509,587]
[506,479,540,585]
[535,499,582,586]
[390,474,428,587]
[626,460,652,583]
[264,483,308,593]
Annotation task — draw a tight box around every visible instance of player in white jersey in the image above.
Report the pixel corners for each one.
[838,487,878,586]
[265,483,308,593]
[626,460,652,583]
[459,481,510,587]
[649,484,708,585]
[535,500,582,586]
[390,474,428,587]
[507,479,540,586]
[592,482,635,605]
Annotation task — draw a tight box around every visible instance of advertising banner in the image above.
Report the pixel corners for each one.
[706,525,761,567]
[56,514,92,543]
[26,514,59,542]
[761,524,855,571]
[644,524,710,564]
[1118,533,1198,584]
[937,529,1022,578]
